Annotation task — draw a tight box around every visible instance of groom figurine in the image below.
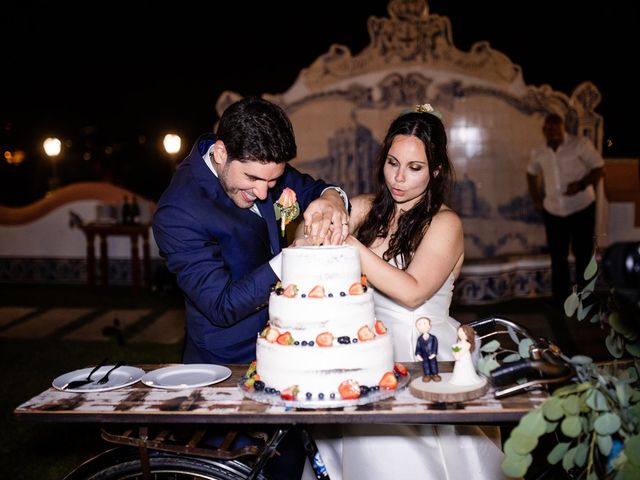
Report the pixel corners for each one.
[152,97,349,480]
[415,316,441,382]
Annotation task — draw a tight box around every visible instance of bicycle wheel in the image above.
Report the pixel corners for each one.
[65,448,267,480]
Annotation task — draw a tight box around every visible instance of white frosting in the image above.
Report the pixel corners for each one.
[269,289,375,339]
[256,335,394,398]
[256,245,396,401]
[280,245,361,294]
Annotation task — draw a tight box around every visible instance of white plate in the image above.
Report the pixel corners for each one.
[52,365,145,393]
[141,364,232,389]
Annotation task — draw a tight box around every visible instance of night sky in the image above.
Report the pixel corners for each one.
[2,1,638,206]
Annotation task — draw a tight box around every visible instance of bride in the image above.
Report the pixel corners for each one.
[303,106,507,480]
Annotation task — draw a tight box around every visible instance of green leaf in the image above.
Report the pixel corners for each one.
[561,416,582,437]
[594,412,622,435]
[584,254,598,280]
[597,434,613,456]
[571,355,593,366]
[503,353,521,363]
[477,356,500,376]
[606,329,624,358]
[575,441,588,467]
[626,339,640,358]
[562,446,577,471]
[585,388,608,411]
[554,381,591,397]
[509,426,539,454]
[507,326,520,345]
[625,367,639,382]
[562,395,580,416]
[577,302,594,321]
[546,420,559,433]
[564,292,580,316]
[625,435,640,466]
[582,275,598,296]
[543,397,565,421]
[481,339,500,353]
[501,453,532,478]
[587,472,599,480]
[518,338,533,358]
[519,408,547,437]
[547,441,570,464]
[616,383,630,408]
[609,311,639,341]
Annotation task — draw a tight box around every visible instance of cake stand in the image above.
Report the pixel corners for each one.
[409,372,489,403]
[239,373,410,409]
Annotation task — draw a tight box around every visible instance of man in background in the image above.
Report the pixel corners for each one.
[527,113,604,306]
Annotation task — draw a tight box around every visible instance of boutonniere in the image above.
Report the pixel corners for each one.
[274,187,300,237]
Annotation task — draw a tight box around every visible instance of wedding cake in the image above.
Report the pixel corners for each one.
[251,245,400,402]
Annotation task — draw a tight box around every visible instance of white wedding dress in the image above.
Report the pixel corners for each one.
[450,344,483,386]
[302,272,508,480]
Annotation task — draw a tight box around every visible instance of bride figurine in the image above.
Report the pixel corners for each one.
[449,325,483,386]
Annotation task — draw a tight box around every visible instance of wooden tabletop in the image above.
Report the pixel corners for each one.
[14,363,547,425]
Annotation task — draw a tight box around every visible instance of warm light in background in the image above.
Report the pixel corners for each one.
[43,137,62,157]
[43,137,62,191]
[4,150,25,165]
[163,133,181,155]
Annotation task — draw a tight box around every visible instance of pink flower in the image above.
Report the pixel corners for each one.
[277,187,297,209]
[274,188,300,237]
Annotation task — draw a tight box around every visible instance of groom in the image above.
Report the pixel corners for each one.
[153,96,349,365]
[152,97,349,479]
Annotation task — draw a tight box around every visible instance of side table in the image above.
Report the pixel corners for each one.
[78,222,151,290]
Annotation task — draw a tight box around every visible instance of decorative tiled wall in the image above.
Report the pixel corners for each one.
[217,0,604,304]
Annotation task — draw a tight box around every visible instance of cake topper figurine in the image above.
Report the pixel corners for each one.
[414,316,441,382]
[274,187,300,237]
[449,325,483,386]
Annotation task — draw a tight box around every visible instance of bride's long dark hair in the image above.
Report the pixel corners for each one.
[356,111,454,269]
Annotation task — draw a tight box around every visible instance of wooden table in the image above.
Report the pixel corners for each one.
[78,222,151,290]
[15,363,546,425]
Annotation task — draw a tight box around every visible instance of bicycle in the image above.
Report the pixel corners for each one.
[63,425,326,480]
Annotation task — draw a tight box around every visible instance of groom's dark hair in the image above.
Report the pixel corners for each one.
[216,97,297,164]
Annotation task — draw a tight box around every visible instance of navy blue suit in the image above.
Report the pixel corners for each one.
[153,133,330,365]
[415,334,438,376]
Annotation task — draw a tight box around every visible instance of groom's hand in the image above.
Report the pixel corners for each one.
[303,190,349,245]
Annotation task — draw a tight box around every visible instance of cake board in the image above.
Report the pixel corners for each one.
[239,373,410,409]
[409,373,489,403]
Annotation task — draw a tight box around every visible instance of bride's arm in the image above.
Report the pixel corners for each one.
[346,209,464,308]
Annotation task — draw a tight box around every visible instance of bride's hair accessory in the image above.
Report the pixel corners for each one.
[400,103,443,119]
[415,103,442,118]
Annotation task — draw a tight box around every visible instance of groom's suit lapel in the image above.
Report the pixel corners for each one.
[256,193,283,255]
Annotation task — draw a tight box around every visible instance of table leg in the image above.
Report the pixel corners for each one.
[142,231,151,287]
[131,234,141,291]
[86,232,96,287]
[99,233,108,286]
